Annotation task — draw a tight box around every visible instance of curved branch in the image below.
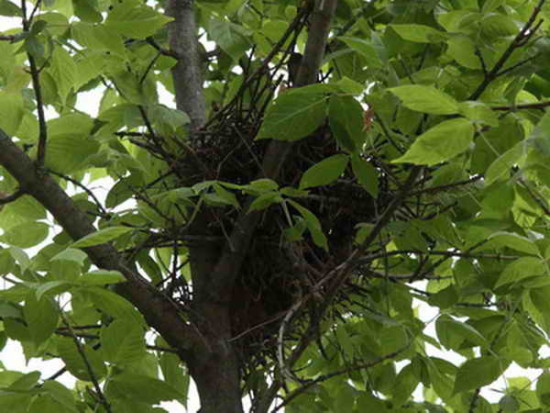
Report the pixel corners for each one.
[0,128,200,359]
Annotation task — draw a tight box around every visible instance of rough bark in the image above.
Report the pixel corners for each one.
[167,0,207,131]
[188,302,244,413]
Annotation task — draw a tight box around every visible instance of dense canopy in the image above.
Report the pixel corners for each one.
[0,0,550,412]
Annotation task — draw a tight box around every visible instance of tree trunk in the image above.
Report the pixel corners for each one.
[188,303,244,413]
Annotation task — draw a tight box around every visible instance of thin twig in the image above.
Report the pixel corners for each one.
[45,367,67,381]
[28,0,43,25]
[408,175,483,197]
[519,178,550,215]
[48,170,108,216]
[146,37,179,58]
[59,314,112,413]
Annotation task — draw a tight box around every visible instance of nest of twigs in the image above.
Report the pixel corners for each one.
[166,59,392,376]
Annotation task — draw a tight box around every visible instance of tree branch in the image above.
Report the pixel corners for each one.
[166,0,206,131]
[468,0,546,100]
[0,128,200,360]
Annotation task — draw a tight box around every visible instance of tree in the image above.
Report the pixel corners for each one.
[0,0,550,411]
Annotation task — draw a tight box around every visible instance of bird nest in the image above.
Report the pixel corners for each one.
[162,57,393,377]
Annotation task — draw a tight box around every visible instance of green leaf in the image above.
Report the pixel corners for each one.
[51,248,87,266]
[328,95,366,151]
[0,91,25,136]
[159,352,189,406]
[71,22,124,55]
[257,87,328,141]
[72,0,102,23]
[44,113,99,173]
[528,110,550,157]
[355,223,373,245]
[0,391,32,412]
[488,232,540,256]
[45,135,99,174]
[436,315,487,350]
[148,104,190,133]
[106,372,184,404]
[24,294,58,345]
[458,101,499,127]
[485,141,527,185]
[351,155,378,198]
[393,118,474,165]
[446,35,481,69]
[536,372,550,406]
[248,192,283,212]
[71,226,133,248]
[28,393,69,413]
[100,319,146,364]
[389,85,459,115]
[80,270,126,285]
[24,35,44,59]
[57,337,107,381]
[105,5,172,39]
[35,281,71,301]
[208,19,251,60]
[299,154,349,189]
[1,222,49,248]
[288,200,328,250]
[391,24,446,43]
[454,356,503,393]
[339,36,383,68]
[0,0,22,16]
[37,12,70,37]
[86,287,142,323]
[495,257,546,288]
[48,47,76,103]
[8,371,40,390]
[41,382,77,413]
[392,364,419,406]
[481,14,518,39]
[243,179,279,197]
[8,247,31,272]
[212,184,239,209]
